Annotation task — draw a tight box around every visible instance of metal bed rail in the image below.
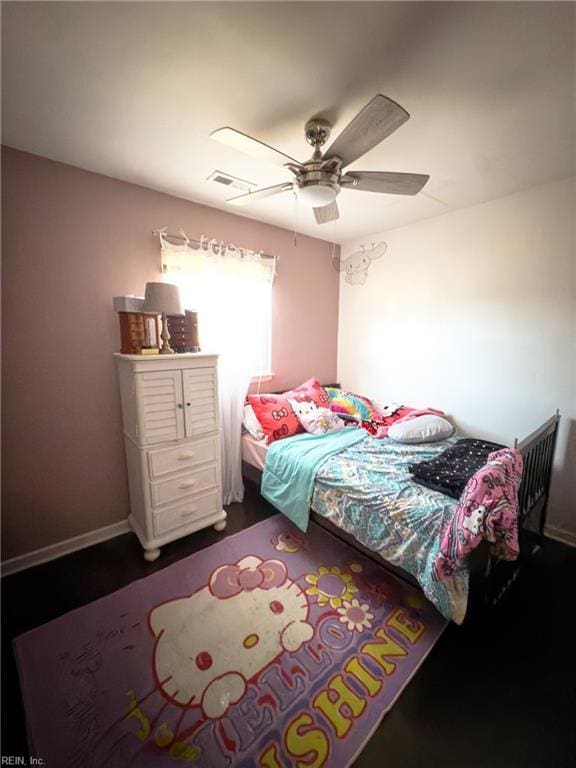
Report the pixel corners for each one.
[480,411,561,610]
[514,411,560,536]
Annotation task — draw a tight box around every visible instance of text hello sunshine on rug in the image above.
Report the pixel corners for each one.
[15,516,446,768]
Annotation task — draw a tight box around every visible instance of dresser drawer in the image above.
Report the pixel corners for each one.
[147,436,218,478]
[152,491,221,536]
[150,464,218,507]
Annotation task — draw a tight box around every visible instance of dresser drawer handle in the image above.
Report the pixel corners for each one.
[177,452,195,461]
[180,507,197,518]
[178,479,198,489]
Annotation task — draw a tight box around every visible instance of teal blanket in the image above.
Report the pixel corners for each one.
[261,429,367,531]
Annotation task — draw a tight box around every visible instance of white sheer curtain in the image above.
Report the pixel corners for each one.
[160,234,275,504]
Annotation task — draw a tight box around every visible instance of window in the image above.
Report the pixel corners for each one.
[160,236,275,376]
[250,282,272,376]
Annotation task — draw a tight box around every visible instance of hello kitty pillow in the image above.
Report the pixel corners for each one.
[247,378,330,443]
[290,400,346,435]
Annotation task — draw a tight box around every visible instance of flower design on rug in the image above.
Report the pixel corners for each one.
[273,532,306,554]
[337,599,375,632]
[305,566,358,608]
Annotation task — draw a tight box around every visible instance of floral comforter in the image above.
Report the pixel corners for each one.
[311,434,469,623]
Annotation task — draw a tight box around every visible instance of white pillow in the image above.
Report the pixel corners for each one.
[298,407,346,436]
[388,415,453,443]
[242,403,265,440]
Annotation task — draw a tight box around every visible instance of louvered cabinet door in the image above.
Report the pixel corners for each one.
[182,366,219,437]
[135,370,185,444]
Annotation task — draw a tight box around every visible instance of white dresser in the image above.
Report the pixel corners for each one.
[115,353,226,561]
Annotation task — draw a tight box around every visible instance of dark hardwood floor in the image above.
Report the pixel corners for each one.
[2,485,575,767]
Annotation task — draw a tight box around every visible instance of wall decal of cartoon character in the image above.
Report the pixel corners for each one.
[149,556,314,719]
[334,241,387,285]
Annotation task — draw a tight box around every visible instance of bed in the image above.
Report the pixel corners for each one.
[241,391,560,623]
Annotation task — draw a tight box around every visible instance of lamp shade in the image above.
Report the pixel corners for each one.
[142,282,184,315]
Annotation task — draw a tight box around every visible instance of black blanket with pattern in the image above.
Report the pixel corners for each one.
[409,438,506,498]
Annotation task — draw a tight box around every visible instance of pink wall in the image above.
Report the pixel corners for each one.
[1,147,339,560]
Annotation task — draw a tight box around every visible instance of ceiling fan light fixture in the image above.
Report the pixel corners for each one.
[295,182,339,207]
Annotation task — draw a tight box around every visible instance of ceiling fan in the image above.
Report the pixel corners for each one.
[210,94,429,224]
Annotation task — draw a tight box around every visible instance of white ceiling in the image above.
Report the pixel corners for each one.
[2,2,575,243]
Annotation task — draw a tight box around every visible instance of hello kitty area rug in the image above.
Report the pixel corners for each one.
[15,515,446,768]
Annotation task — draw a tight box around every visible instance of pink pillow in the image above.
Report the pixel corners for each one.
[247,378,330,443]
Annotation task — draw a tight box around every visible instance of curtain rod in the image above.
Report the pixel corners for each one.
[152,228,276,261]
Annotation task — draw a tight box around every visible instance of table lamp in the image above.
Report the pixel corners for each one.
[142,282,184,354]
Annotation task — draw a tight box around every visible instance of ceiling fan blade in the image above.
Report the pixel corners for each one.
[313,200,339,224]
[342,171,429,196]
[324,95,409,168]
[211,127,302,168]
[226,183,293,206]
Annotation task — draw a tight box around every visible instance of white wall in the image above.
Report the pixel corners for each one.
[338,177,576,541]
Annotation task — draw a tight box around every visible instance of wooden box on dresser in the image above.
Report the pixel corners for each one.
[114,352,226,561]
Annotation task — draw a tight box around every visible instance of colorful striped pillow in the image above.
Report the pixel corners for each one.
[325,387,380,422]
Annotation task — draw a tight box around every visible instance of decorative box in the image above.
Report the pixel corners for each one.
[114,295,160,354]
[167,310,201,352]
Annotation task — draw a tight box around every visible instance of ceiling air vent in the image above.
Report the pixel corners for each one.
[207,170,256,193]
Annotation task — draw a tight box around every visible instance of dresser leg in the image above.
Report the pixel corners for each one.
[144,547,161,562]
[213,520,227,532]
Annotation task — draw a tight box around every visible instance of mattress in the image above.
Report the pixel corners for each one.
[309,435,467,622]
[242,429,468,622]
[241,432,268,471]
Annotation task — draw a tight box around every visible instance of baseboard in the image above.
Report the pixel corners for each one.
[544,524,576,549]
[1,519,131,577]
[2,516,572,575]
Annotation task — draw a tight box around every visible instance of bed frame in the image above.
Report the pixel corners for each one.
[467,410,560,611]
[242,386,560,617]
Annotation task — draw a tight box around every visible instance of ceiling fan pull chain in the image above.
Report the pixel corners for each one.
[293,191,298,248]
[331,221,337,265]
[332,222,336,260]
